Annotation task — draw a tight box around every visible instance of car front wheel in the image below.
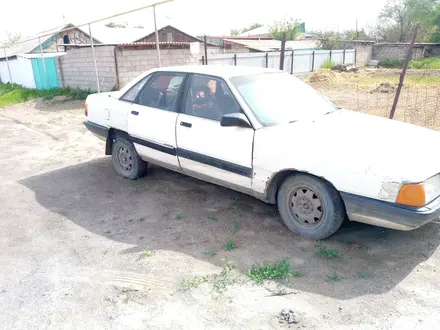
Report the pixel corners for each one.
[111,137,147,180]
[277,174,345,239]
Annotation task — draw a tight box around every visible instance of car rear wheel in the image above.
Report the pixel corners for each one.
[277,174,345,239]
[111,137,147,180]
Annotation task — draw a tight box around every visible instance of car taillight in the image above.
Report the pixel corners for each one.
[84,103,88,116]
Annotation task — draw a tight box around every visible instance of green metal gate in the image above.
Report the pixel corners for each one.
[31,57,59,90]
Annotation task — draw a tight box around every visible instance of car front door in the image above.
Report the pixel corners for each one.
[176,74,254,191]
[127,71,187,171]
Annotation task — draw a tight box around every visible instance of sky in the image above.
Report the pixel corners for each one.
[0,0,388,42]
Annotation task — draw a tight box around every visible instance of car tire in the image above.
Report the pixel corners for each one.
[277,173,345,239]
[111,137,147,180]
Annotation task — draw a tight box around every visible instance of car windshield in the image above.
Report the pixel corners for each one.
[230,72,338,126]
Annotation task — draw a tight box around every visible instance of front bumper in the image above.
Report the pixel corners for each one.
[341,192,440,231]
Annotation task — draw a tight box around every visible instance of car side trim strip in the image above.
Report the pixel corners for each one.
[177,148,253,178]
[129,135,177,156]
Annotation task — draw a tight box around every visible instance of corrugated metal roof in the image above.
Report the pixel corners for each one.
[77,26,152,44]
[0,35,53,59]
[224,39,320,52]
[18,52,66,59]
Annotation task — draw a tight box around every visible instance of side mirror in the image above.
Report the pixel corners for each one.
[220,113,252,128]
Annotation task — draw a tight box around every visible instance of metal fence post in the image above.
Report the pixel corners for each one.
[88,24,100,93]
[354,48,357,66]
[279,32,286,70]
[265,53,268,68]
[329,49,332,62]
[389,24,419,120]
[234,53,237,66]
[204,35,208,65]
[291,49,294,74]
[202,55,205,65]
[311,51,315,71]
[343,49,346,64]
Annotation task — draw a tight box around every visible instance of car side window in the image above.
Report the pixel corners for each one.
[136,72,185,112]
[184,74,241,121]
[120,75,150,102]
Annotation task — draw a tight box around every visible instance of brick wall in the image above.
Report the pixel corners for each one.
[115,48,200,87]
[57,46,117,92]
[373,44,425,61]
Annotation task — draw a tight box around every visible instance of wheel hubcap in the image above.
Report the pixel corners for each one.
[117,146,133,172]
[289,187,324,227]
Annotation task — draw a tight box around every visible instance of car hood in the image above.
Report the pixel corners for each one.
[259,109,440,184]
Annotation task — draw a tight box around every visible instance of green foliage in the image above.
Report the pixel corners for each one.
[139,248,155,259]
[315,241,340,259]
[358,271,371,278]
[327,272,341,281]
[231,23,264,36]
[248,259,292,284]
[409,56,440,69]
[225,238,237,251]
[379,59,404,68]
[208,214,217,221]
[105,21,128,28]
[321,60,336,69]
[232,205,242,216]
[179,275,208,291]
[0,84,91,108]
[293,271,303,278]
[231,220,240,233]
[175,213,184,220]
[212,257,236,293]
[269,18,302,41]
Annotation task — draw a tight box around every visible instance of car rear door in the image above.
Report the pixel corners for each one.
[176,74,254,190]
[127,72,187,171]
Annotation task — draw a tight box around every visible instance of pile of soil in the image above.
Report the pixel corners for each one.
[309,70,338,83]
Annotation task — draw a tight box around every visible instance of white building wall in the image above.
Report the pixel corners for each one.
[0,57,36,88]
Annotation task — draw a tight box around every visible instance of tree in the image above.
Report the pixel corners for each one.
[373,0,439,42]
[1,31,21,46]
[269,18,301,41]
[230,23,263,36]
[429,4,440,41]
[313,31,341,49]
[105,22,128,28]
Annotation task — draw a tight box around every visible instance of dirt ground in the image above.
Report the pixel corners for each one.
[1,99,440,329]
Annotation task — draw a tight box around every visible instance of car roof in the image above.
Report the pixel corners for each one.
[153,65,281,78]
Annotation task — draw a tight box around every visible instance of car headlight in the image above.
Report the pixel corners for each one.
[396,174,440,207]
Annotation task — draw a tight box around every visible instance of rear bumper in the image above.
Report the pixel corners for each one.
[341,192,440,231]
[84,120,108,141]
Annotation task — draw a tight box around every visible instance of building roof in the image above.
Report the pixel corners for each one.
[224,39,320,52]
[237,26,270,37]
[79,26,152,44]
[0,35,52,59]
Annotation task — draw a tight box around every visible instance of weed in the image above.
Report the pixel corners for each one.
[175,213,184,220]
[137,217,145,222]
[321,59,335,69]
[179,275,208,291]
[327,272,341,282]
[379,58,404,68]
[293,271,303,278]
[166,226,172,229]
[248,259,292,284]
[175,236,181,240]
[232,205,242,216]
[358,271,371,279]
[138,248,155,259]
[212,257,238,293]
[208,214,217,221]
[315,241,340,259]
[225,238,237,251]
[231,220,240,233]
[409,56,440,69]
[202,250,217,257]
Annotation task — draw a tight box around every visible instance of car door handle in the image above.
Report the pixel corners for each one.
[180,121,192,128]
[131,110,139,116]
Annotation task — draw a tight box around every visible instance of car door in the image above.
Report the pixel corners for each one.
[176,74,254,190]
[127,71,187,171]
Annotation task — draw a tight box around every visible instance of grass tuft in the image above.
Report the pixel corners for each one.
[327,272,341,281]
[179,275,208,291]
[321,59,335,69]
[248,259,292,284]
[0,83,91,108]
[315,241,340,259]
[225,238,237,251]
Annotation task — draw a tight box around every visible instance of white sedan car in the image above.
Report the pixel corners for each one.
[84,65,440,239]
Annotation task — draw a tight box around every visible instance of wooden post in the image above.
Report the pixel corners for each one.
[265,52,268,68]
[389,24,419,120]
[204,35,208,65]
[279,32,286,70]
[291,49,294,74]
[202,55,205,65]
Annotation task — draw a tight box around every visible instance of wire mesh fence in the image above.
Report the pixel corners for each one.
[306,69,440,130]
